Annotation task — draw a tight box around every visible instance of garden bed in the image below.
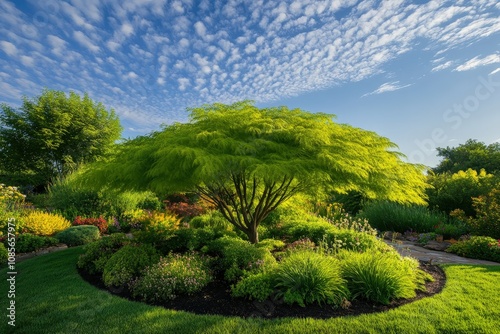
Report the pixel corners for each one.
[79,261,446,319]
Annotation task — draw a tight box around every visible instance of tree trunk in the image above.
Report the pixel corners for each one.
[247,225,259,244]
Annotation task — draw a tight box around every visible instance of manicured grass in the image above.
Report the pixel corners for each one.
[1,248,500,334]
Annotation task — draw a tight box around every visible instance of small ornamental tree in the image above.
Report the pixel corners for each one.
[80,101,427,243]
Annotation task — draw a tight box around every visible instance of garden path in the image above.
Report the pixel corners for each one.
[385,240,500,265]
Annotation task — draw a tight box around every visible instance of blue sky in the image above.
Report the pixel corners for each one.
[0,0,499,168]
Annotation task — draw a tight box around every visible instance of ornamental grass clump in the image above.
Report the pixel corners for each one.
[130,252,212,302]
[273,251,350,307]
[340,251,431,305]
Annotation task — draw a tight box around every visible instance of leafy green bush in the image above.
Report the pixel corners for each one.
[204,236,277,282]
[358,201,445,233]
[417,232,437,245]
[255,238,285,252]
[103,244,159,287]
[131,252,212,302]
[55,225,100,247]
[189,211,233,230]
[273,251,349,307]
[469,188,500,239]
[340,252,431,305]
[14,233,59,253]
[426,169,495,216]
[231,272,275,302]
[77,233,130,275]
[446,236,500,262]
[433,222,469,239]
[0,243,7,264]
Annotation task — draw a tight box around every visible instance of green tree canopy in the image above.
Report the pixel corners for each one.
[81,101,427,243]
[0,89,122,189]
[433,139,500,175]
[426,168,497,216]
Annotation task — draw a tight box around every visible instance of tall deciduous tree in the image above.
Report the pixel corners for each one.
[82,101,427,243]
[0,89,122,189]
[434,139,500,175]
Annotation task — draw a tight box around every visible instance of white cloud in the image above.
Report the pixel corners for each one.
[194,21,207,37]
[47,35,67,56]
[0,41,17,56]
[178,77,190,91]
[106,41,120,52]
[490,68,500,76]
[20,55,35,67]
[125,71,139,80]
[245,44,257,54]
[1,0,500,129]
[362,81,412,97]
[432,60,453,72]
[73,30,100,52]
[121,23,134,37]
[171,1,184,14]
[455,53,500,72]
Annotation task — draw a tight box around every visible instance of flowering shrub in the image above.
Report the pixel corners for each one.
[22,211,71,236]
[0,184,25,211]
[285,238,316,253]
[446,236,500,262]
[73,216,108,234]
[130,252,212,302]
[319,203,377,236]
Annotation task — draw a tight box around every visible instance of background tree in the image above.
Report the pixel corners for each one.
[433,139,500,175]
[426,169,496,216]
[80,101,427,243]
[0,89,122,190]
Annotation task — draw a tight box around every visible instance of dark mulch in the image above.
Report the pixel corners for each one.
[78,262,446,319]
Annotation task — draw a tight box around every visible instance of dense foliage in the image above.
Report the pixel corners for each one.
[358,201,447,233]
[434,139,500,175]
[446,236,500,262]
[55,225,100,246]
[130,252,212,302]
[103,244,159,287]
[78,101,427,243]
[22,211,71,236]
[426,169,495,216]
[0,89,122,189]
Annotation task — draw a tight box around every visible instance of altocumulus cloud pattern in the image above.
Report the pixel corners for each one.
[0,0,499,133]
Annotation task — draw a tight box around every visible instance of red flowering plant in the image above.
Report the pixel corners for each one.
[73,216,108,234]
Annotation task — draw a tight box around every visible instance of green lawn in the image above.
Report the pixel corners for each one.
[1,247,499,334]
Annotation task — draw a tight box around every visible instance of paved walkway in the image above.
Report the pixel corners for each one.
[385,240,500,265]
